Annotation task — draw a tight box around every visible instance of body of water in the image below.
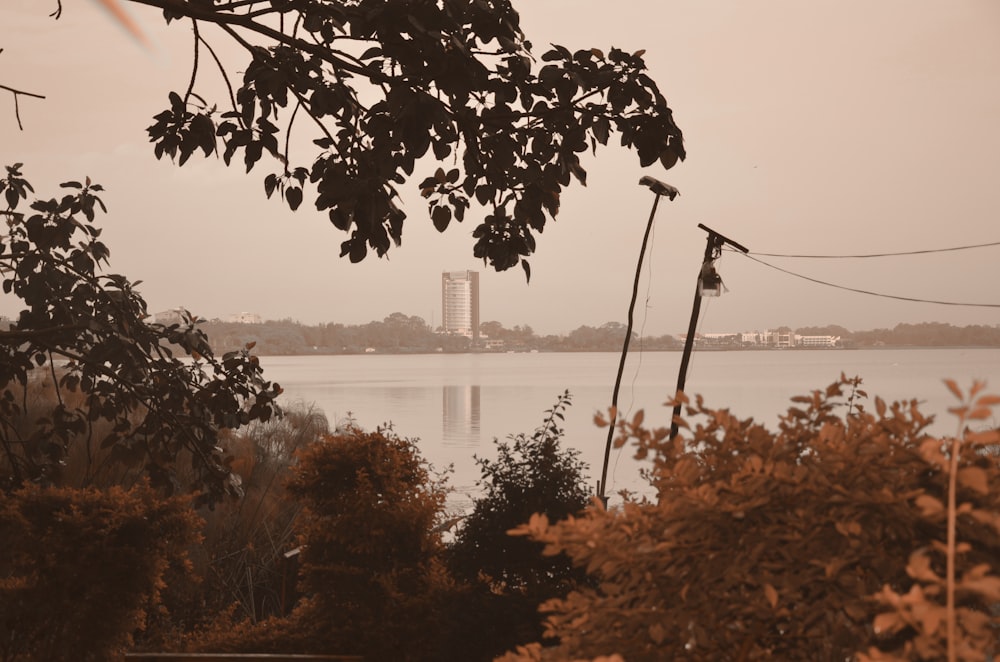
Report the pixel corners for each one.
[260,349,1000,508]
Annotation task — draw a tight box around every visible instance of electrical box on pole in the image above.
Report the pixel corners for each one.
[670,224,749,439]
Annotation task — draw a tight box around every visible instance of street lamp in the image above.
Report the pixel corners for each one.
[670,224,749,439]
[598,176,679,506]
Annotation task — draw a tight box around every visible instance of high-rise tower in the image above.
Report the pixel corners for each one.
[441,270,479,340]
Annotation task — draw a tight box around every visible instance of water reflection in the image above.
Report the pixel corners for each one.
[261,349,1000,510]
[442,384,481,447]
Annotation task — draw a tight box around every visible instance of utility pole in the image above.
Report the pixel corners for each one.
[598,176,679,506]
[670,224,749,439]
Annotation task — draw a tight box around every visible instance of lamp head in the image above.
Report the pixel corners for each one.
[638,176,680,200]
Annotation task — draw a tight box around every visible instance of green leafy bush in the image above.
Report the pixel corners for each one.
[445,391,592,660]
[451,391,592,595]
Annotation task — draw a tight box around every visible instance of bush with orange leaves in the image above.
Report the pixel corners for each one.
[191,424,453,661]
[505,376,1000,661]
[0,483,201,662]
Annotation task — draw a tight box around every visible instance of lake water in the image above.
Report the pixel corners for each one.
[260,349,1000,508]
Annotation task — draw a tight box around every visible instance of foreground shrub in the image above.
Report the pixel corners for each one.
[452,390,591,594]
[446,391,592,660]
[0,484,201,662]
[857,380,1000,662]
[194,425,452,661]
[504,377,1000,661]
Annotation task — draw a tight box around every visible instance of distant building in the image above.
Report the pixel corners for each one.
[734,330,842,348]
[773,330,794,349]
[797,335,841,348]
[224,312,262,324]
[741,330,792,348]
[441,270,480,340]
[700,332,741,348]
[148,308,188,325]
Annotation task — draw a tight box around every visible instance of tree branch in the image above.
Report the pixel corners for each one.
[184,18,200,104]
[212,0,263,12]
[198,31,238,115]
[0,84,46,131]
[126,0,390,83]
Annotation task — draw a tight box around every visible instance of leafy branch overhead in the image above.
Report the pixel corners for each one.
[135,0,685,278]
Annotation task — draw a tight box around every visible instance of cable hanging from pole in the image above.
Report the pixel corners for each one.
[738,253,1000,308]
[735,240,1000,259]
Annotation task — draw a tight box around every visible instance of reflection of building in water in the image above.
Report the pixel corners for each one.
[441,270,479,340]
[443,385,481,447]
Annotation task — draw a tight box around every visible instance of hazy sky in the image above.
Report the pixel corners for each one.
[3,0,999,336]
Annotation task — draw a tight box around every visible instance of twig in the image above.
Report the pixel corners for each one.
[184,18,200,104]
[198,31,238,115]
[0,84,46,131]
[946,424,960,662]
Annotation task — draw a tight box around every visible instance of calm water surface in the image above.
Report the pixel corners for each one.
[261,349,1000,507]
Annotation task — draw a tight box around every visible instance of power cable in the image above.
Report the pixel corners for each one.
[739,240,1000,259]
[739,253,1000,308]
[610,218,659,496]
[629,216,657,416]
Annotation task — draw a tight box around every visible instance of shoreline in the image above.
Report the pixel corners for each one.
[251,345,1000,358]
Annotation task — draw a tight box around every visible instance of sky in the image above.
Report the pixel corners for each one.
[2,0,999,336]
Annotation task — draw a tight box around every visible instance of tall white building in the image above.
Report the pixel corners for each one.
[441,270,479,340]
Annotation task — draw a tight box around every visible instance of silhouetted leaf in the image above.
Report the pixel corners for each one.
[431,205,451,232]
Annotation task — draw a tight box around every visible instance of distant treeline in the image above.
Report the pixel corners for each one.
[796,322,1000,349]
[197,317,1000,356]
[201,315,681,355]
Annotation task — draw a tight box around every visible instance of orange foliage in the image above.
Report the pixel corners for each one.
[0,483,201,662]
[192,425,453,661]
[506,377,1000,661]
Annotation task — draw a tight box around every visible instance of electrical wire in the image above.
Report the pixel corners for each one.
[739,253,1000,308]
[739,240,1000,259]
[609,218,658,495]
[628,218,657,416]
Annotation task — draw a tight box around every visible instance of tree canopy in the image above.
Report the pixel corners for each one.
[77,0,684,279]
[0,165,282,503]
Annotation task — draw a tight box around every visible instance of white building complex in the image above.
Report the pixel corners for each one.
[441,270,479,340]
[224,312,263,324]
[681,330,841,348]
[740,330,841,348]
[147,308,188,325]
